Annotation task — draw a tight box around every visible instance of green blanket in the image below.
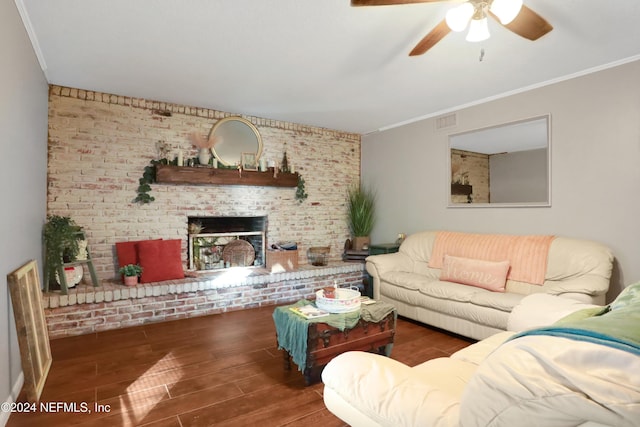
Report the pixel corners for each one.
[511,282,640,356]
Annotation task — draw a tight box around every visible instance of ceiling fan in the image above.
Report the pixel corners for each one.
[351,0,553,56]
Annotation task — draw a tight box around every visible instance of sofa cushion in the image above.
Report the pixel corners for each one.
[469,291,524,312]
[381,271,431,291]
[397,231,438,264]
[137,239,184,283]
[417,280,479,303]
[440,255,510,292]
[115,239,162,267]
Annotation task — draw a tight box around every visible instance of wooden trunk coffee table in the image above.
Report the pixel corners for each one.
[273,302,396,385]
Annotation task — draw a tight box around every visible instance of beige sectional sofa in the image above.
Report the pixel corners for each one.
[366,230,614,340]
[323,291,640,427]
[323,285,640,427]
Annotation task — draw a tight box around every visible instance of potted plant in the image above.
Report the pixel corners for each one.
[43,215,83,286]
[347,184,376,251]
[119,264,143,286]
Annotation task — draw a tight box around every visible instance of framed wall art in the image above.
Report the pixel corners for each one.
[7,260,52,402]
[241,152,258,171]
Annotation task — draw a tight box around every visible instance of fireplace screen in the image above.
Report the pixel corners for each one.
[188,216,266,271]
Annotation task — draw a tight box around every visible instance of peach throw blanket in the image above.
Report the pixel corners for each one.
[428,231,555,285]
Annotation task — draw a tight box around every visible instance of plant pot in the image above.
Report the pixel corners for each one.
[123,275,138,286]
[352,236,370,252]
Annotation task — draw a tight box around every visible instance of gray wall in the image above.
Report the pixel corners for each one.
[362,60,640,301]
[0,1,48,420]
[490,148,548,203]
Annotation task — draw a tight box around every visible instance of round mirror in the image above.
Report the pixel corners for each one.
[208,117,263,167]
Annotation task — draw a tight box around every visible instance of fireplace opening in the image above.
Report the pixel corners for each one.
[188,216,267,271]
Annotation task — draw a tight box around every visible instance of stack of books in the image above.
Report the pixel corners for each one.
[289,305,330,319]
[343,249,368,261]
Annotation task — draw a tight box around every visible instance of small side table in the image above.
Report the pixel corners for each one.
[368,242,400,256]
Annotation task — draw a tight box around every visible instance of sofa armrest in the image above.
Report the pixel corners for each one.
[507,294,599,332]
[322,351,464,427]
[366,253,415,300]
[542,275,611,304]
[366,252,414,278]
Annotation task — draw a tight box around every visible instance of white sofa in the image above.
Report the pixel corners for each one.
[322,291,640,427]
[366,231,613,340]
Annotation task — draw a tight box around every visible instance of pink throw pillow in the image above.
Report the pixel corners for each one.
[137,239,184,283]
[440,255,510,292]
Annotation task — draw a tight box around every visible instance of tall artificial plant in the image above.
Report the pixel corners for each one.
[347,184,376,238]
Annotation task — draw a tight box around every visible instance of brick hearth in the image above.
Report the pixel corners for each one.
[44,262,366,339]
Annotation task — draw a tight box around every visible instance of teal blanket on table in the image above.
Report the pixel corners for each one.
[272,299,396,371]
[509,282,640,356]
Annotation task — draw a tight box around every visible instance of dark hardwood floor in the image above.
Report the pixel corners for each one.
[7,304,473,427]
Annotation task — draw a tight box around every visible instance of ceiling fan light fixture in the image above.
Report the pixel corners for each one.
[466,17,490,42]
[490,0,523,25]
[445,2,475,32]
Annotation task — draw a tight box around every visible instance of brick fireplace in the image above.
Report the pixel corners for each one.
[188,216,267,270]
[46,85,361,282]
[44,85,365,338]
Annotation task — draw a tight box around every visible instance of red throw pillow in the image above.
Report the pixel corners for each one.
[137,239,184,283]
[440,254,510,292]
[115,239,162,268]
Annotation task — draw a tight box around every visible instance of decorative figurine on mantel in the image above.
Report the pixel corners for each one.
[281,144,290,173]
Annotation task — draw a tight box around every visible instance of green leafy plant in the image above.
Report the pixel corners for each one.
[44,215,83,284]
[347,184,376,237]
[118,264,143,277]
[296,176,308,203]
[135,158,168,204]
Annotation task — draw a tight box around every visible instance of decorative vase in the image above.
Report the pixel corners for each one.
[198,148,211,166]
[124,275,138,286]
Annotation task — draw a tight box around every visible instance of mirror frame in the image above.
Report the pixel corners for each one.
[447,114,552,208]
[208,116,263,167]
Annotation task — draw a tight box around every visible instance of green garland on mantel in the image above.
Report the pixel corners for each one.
[134,159,165,204]
[296,176,308,203]
[134,159,309,204]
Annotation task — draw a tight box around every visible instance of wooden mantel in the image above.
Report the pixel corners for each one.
[155,164,298,187]
[451,183,472,196]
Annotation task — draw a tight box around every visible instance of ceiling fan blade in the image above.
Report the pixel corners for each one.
[409,19,451,56]
[351,0,446,6]
[492,5,553,41]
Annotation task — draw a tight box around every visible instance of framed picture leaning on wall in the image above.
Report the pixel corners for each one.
[7,260,52,402]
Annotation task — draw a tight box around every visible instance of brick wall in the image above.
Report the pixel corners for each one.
[47,85,362,280]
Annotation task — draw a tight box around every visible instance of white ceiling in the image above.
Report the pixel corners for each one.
[17,0,640,134]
